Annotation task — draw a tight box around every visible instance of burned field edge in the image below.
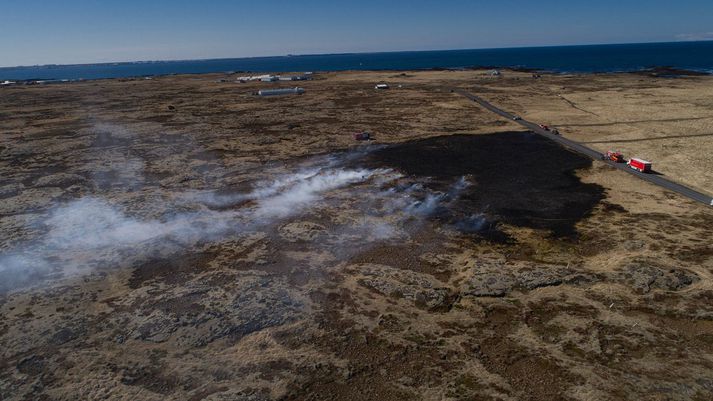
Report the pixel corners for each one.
[359,131,606,240]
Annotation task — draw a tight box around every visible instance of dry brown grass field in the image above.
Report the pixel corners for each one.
[1,70,712,401]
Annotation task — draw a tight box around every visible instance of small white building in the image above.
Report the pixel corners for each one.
[237,73,310,83]
[279,75,309,81]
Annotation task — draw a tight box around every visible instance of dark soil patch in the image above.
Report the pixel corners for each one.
[279,288,444,401]
[16,355,47,376]
[152,293,206,316]
[348,233,452,282]
[119,364,180,395]
[479,337,579,400]
[676,245,713,264]
[474,304,583,400]
[128,252,215,289]
[363,132,605,238]
[23,128,83,141]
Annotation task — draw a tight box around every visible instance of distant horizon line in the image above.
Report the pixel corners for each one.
[2,39,712,70]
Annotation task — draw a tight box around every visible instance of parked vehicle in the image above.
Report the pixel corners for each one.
[353,131,371,141]
[606,151,625,163]
[628,158,652,173]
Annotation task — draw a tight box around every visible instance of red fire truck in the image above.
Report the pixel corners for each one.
[605,150,625,163]
[628,158,652,173]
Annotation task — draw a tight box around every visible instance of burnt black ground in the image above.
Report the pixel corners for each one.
[363,132,605,238]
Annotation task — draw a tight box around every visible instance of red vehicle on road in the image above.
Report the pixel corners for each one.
[628,158,652,173]
[606,150,625,163]
[538,124,550,131]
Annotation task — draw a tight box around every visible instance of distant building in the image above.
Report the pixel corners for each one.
[279,75,309,81]
[258,87,305,96]
[238,73,311,83]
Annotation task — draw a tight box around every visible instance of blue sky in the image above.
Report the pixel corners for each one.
[1,0,711,67]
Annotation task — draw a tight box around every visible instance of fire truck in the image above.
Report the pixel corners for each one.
[628,158,652,173]
[605,151,625,163]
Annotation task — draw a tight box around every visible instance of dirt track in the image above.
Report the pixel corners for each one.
[1,70,713,400]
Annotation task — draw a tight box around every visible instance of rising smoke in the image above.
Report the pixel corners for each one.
[0,135,471,293]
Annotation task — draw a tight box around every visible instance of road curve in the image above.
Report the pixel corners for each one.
[453,89,713,207]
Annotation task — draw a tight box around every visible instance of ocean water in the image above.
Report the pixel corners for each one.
[1,41,712,81]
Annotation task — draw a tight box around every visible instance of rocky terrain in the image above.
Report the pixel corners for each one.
[1,70,712,400]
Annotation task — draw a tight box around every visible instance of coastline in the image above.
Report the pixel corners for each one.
[2,40,712,82]
[2,65,711,86]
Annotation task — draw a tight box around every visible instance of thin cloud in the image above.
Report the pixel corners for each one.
[675,32,713,41]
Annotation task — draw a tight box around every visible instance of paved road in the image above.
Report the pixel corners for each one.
[454,89,713,206]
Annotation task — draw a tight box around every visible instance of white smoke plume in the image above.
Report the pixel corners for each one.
[0,138,471,293]
[0,165,404,292]
[454,213,490,233]
[45,198,184,250]
[254,168,382,219]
